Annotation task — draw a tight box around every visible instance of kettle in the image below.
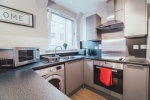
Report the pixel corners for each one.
[85,48,91,56]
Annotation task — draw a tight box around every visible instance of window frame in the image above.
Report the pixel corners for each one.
[47,9,76,50]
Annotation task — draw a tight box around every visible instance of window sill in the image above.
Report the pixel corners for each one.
[45,49,78,54]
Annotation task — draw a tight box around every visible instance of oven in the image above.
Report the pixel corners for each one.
[94,61,123,95]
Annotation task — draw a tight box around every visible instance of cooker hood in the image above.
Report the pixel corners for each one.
[97,0,124,32]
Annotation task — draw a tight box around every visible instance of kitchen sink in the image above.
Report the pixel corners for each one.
[60,56,77,60]
[41,55,83,63]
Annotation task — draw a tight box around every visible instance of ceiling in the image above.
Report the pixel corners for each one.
[51,0,106,14]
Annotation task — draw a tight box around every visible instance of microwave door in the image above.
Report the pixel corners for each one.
[14,49,28,67]
[19,50,28,62]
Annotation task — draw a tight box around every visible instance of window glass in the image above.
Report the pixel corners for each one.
[50,13,74,46]
[51,20,55,26]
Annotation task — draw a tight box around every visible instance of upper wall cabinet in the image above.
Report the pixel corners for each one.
[115,0,125,11]
[86,14,101,41]
[116,10,124,22]
[124,0,147,38]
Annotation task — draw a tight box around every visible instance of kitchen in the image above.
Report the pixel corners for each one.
[0,0,149,100]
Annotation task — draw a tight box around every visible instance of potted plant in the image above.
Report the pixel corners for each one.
[63,43,67,50]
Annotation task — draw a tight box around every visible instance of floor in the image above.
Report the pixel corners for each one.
[71,88,107,100]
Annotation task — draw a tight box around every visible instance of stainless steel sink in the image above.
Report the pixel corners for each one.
[60,56,77,60]
[41,55,83,63]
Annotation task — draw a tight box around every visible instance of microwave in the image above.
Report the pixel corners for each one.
[0,47,40,67]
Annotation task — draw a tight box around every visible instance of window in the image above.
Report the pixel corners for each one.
[51,33,55,38]
[49,12,74,47]
[59,23,63,28]
[60,34,64,39]
[51,20,55,26]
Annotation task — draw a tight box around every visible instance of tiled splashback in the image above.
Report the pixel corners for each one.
[126,37,146,58]
[80,37,147,58]
[80,41,101,57]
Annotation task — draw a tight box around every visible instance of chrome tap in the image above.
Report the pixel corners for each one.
[55,46,62,56]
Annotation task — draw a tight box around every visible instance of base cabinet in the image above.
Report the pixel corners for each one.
[123,64,149,100]
[65,59,83,95]
[84,59,93,87]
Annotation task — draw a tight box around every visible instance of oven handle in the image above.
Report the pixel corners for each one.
[96,67,118,72]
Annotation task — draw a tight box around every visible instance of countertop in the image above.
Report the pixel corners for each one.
[0,55,150,100]
[0,57,84,74]
[94,58,150,65]
[0,57,84,100]
[84,56,150,66]
[1,55,149,74]
[0,69,70,100]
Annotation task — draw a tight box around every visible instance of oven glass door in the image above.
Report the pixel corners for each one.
[18,50,34,62]
[94,65,123,94]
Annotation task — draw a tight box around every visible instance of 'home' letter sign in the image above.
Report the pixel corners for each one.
[0,5,33,27]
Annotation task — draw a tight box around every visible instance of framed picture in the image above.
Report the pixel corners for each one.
[0,5,33,27]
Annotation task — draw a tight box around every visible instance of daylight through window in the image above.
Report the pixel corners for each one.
[50,13,74,46]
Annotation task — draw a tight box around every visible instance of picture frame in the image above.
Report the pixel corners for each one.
[0,5,33,27]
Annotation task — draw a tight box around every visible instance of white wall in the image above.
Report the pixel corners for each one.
[49,4,76,19]
[0,0,49,54]
[80,0,125,41]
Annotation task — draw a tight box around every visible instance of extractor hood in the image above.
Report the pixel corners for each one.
[97,0,124,32]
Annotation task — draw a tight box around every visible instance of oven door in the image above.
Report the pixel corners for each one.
[94,65,123,94]
[13,47,38,67]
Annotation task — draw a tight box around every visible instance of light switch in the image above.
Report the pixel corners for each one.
[140,45,147,49]
[133,45,139,49]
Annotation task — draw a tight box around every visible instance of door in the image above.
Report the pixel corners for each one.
[65,59,83,95]
[123,64,148,100]
[46,75,64,92]
[84,59,93,87]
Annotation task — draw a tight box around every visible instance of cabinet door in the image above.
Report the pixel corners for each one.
[123,64,148,100]
[124,0,146,38]
[65,59,83,95]
[84,59,93,87]
[86,14,101,40]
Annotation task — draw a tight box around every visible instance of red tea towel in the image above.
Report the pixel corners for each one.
[100,68,112,86]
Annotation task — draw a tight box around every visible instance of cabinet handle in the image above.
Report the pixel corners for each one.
[126,64,144,67]
[96,67,118,72]
[67,59,82,64]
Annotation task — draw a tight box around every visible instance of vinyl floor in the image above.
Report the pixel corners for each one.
[71,88,107,100]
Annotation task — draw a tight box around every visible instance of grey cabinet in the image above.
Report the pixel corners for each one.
[123,64,149,100]
[84,59,93,87]
[124,0,147,38]
[65,59,83,95]
[86,14,101,40]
